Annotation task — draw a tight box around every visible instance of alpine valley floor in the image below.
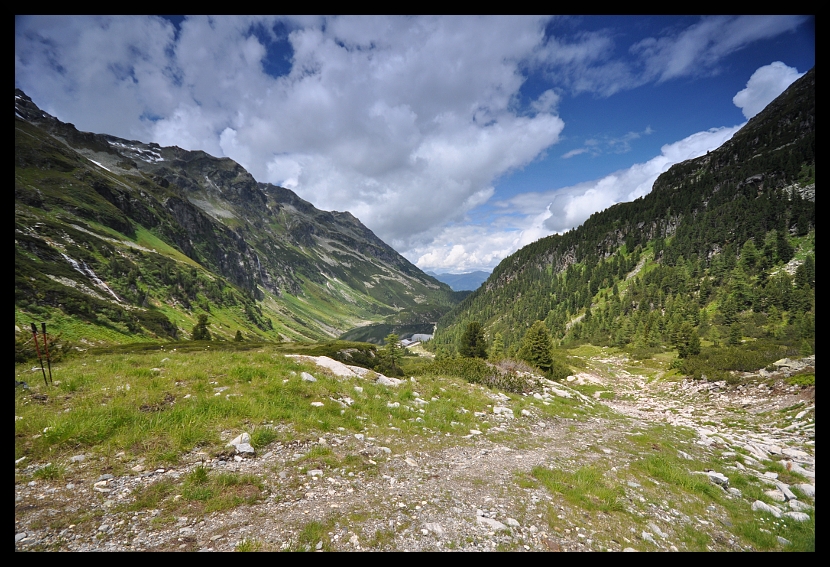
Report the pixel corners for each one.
[14,348,814,552]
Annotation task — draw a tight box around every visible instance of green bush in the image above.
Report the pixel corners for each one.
[785,373,814,387]
[679,339,797,381]
[418,357,537,393]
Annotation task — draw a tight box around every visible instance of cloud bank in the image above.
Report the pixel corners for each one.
[15,15,810,273]
[410,125,742,272]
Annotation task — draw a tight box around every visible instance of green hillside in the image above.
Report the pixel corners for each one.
[433,68,815,374]
[15,90,459,349]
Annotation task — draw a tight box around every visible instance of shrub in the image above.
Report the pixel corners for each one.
[419,357,537,393]
[679,339,797,381]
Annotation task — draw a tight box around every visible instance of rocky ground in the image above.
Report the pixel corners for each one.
[14,352,814,552]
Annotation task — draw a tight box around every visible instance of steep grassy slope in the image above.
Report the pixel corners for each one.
[15,90,459,347]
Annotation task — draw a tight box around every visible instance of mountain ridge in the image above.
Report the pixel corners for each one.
[15,89,461,345]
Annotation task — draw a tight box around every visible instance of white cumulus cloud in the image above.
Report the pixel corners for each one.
[732,61,805,119]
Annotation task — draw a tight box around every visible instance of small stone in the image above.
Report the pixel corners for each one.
[706,471,729,488]
[777,536,791,546]
[789,500,811,512]
[647,522,667,539]
[376,375,404,387]
[764,490,786,502]
[751,500,782,518]
[15,533,26,543]
[542,538,561,551]
[70,454,86,463]
[315,540,323,550]
[301,372,316,382]
[354,433,364,441]
[783,511,810,522]
[424,522,444,537]
[311,402,324,407]
[623,547,637,552]
[795,483,815,498]
[476,516,507,531]
[308,469,323,477]
[227,432,254,455]
[505,518,520,527]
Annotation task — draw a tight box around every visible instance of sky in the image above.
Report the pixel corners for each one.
[15,15,815,274]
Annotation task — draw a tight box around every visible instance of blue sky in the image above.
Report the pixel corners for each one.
[15,16,815,273]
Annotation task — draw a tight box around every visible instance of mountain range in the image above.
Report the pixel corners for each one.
[15,89,463,345]
[426,271,491,292]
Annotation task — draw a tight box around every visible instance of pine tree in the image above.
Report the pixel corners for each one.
[377,333,403,376]
[676,321,700,358]
[517,320,554,374]
[192,314,211,341]
[489,332,505,361]
[459,321,487,358]
[727,323,742,346]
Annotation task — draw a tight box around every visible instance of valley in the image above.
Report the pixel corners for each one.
[14,66,815,553]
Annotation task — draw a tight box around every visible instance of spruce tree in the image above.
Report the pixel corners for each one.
[192,314,211,341]
[377,334,403,376]
[517,320,554,374]
[459,321,487,358]
[489,332,504,361]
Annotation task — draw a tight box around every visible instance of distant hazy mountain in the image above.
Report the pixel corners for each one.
[426,271,491,291]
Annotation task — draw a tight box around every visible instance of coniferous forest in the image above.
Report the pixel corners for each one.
[432,68,814,381]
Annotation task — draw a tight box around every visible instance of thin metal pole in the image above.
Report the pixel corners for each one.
[30,323,48,388]
[41,322,53,384]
